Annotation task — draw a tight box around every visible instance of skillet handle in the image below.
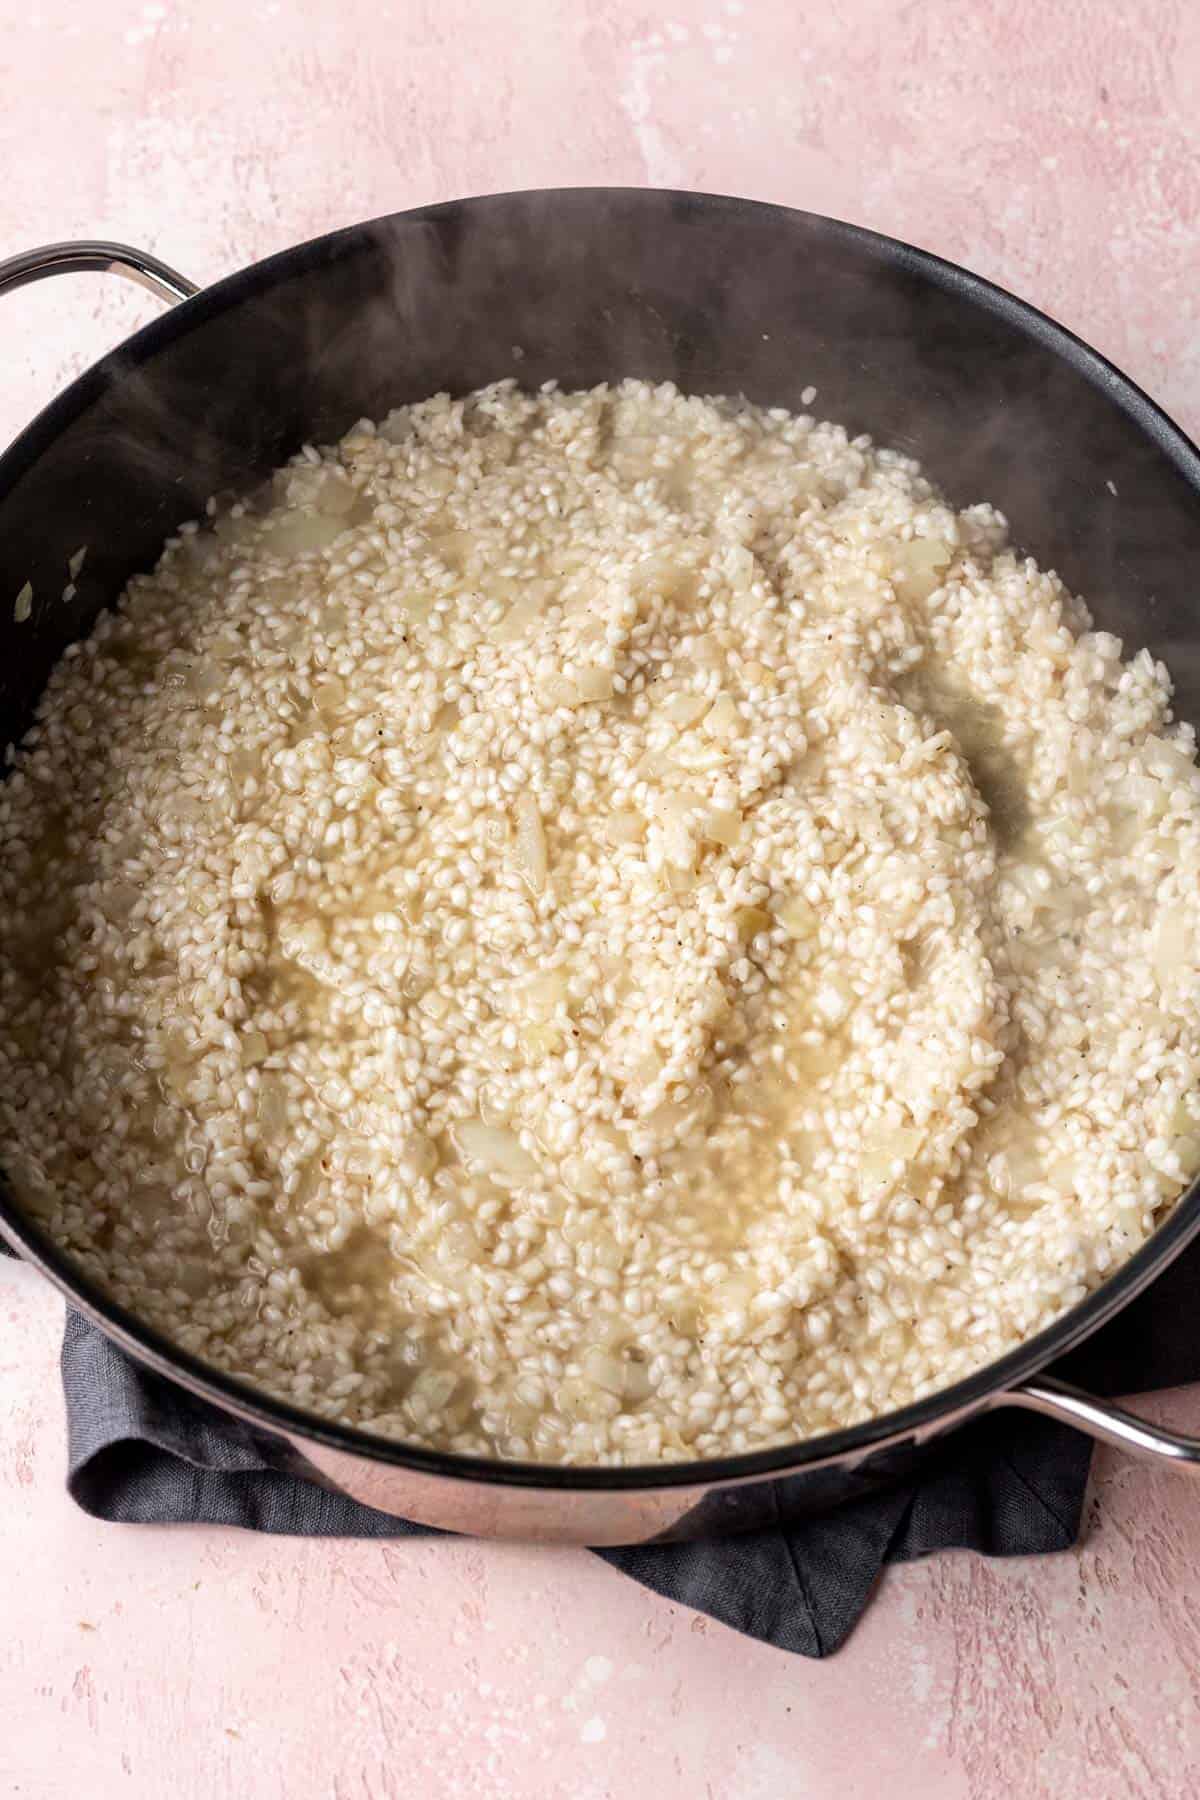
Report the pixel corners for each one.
[0,240,198,308]
[1001,1374,1200,1470]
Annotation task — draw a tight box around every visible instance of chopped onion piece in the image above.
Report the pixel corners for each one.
[1146,736,1198,780]
[711,1271,757,1318]
[214,509,257,548]
[859,1127,923,1195]
[513,791,548,892]
[637,749,685,783]
[494,589,544,643]
[776,894,817,939]
[454,1119,538,1178]
[429,528,470,568]
[689,633,724,670]
[521,1021,561,1060]
[893,536,952,600]
[583,1348,626,1396]
[663,862,698,894]
[735,905,772,942]
[103,881,141,923]
[572,665,614,704]
[524,969,570,1017]
[663,816,697,870]
[255,1073,290,1136]
[649,786,699,823]
[663,692,710,728]
[228,745,262,783]
[184,665,223,703]
[378,411,411,445]
[605,810,645,847]
[701,807,743,848]
[1171,1133,1200,1178]
[562,1155,604,1198]
[704,694,740,739]
[558,1377,614,1422]
[725,545,756,591]
[314,676,347,717]
[261,511,347,556]
[1154,909,1193,985]
[1047,1152,1082,1197]
[1170,1096,1199,1138]
[394,590,433,621]
[788,1036,834,1072]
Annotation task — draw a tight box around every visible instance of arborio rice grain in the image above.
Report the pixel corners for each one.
[2,378,1199,1465]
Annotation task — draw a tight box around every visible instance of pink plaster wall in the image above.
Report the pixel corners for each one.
[3,1,1200,1794]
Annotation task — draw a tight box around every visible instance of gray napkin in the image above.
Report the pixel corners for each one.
[18,1230,1197,1657]
[62,1309,1097,1655]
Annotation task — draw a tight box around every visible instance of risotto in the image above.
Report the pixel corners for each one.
[2,377,1199,1465]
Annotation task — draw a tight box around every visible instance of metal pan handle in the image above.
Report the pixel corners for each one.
[0,240,198,308]
[1001,1375,1200,1470]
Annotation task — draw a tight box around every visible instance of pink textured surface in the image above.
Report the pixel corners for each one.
[3,1,1200,1793]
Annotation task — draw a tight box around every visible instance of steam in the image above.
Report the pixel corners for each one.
[3,187,1200,736]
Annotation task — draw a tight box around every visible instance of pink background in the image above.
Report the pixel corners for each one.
[4,0,1200,1793]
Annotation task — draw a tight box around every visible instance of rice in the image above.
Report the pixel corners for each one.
[1,376,1198,1466]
